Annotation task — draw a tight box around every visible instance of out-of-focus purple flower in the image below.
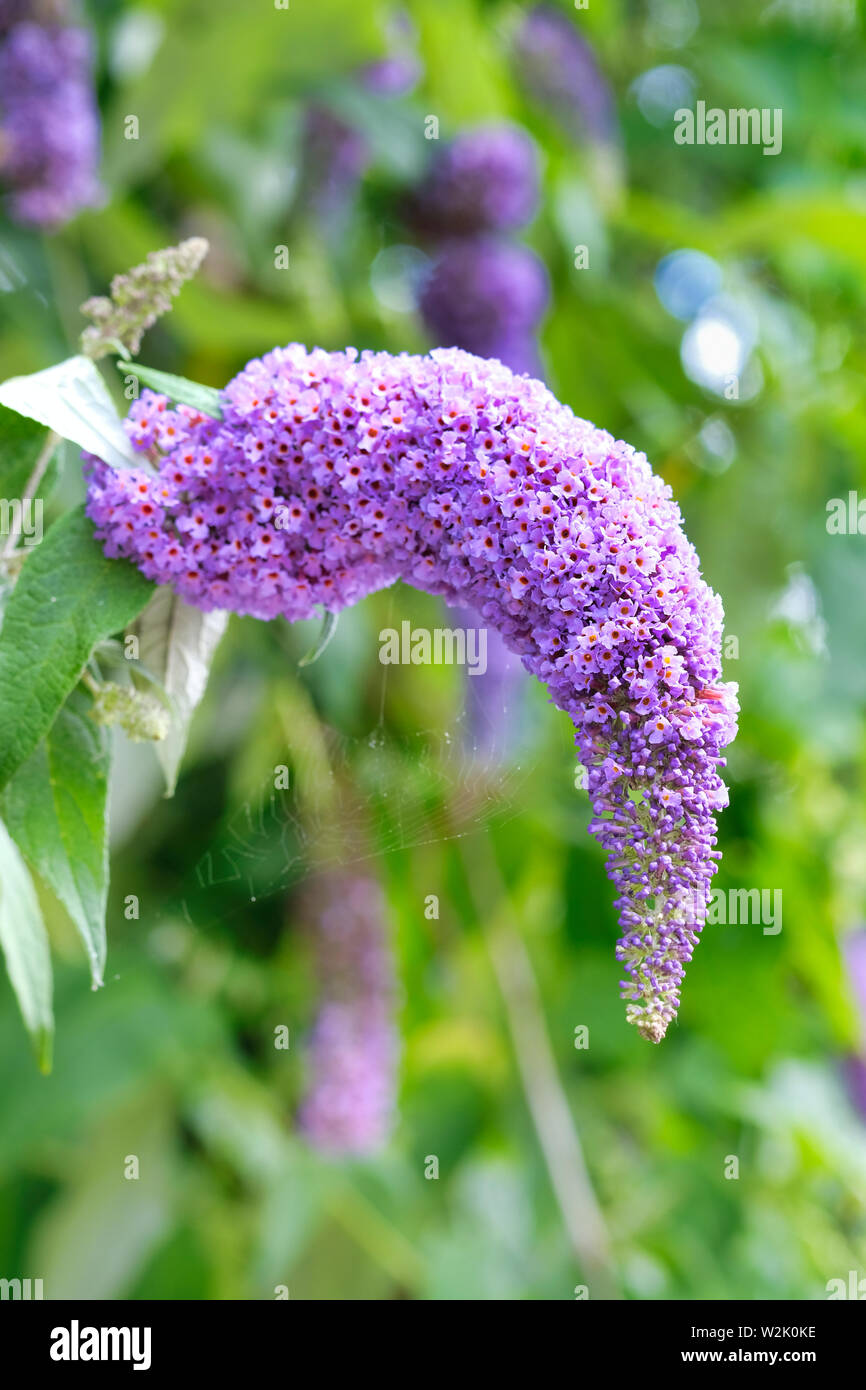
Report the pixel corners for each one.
[844,930,866,1035]
[843,1056,866,1121]
[299,12,421,225]
[408,124,545,377]
[515,4,619,146]
[362,52,421,96]
[842,930,866,1121]
[361,9,421,97]
[450,604,528,762]
[410,124,540,236]
[86,342,737,1041]
[297,874,398,1155]
[0,0,31,35]
[0,21,101,228]
[418,236,549,374]
[299,104,370,227]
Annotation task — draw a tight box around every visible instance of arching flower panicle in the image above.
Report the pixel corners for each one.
[86,344,738,1041]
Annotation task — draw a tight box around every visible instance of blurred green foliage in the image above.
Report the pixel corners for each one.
[2,0,866,1300]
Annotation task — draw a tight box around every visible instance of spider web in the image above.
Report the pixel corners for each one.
[177,701,537,931]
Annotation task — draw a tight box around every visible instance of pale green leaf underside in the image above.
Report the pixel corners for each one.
[119,361,223,420]
[298,609,339,667]
[0,507,154,790]
[0,355,141,471]
[132,587,228,795]
[0,817,53,1072]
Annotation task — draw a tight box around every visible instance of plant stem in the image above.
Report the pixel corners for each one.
[325,1183,426,1292]
[458,833,620,1298]
[0,428,59,561]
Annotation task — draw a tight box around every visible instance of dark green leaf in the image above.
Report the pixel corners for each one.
[0,507,154,790]
[1,690,110,986]
[0,402,61,503]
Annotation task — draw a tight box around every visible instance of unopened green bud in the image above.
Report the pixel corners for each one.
[89,682,170,742]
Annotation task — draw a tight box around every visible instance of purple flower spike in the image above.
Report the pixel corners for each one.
[361,9,421,97]
[297,875,398,1155]
[362,52,422,96]
[516,5,619,147]
[418,237,549,374]
[0,22,101,228]
[85,344,738,1041]
[299,104,370,227]
[410,123,540,236]
[842,930,866,1121]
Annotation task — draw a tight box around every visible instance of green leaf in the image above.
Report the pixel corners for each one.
[1,690,110,987]
[29,1092,174,1297]
[298,609,339,667]
[0,355,141,472]
[0,506,154,790]
[0,817,53,1072]
[314,82,429,179]
[100,0,386,188]
[131,587,228,795]
[0,402,61,503]
[118,362,223,420]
